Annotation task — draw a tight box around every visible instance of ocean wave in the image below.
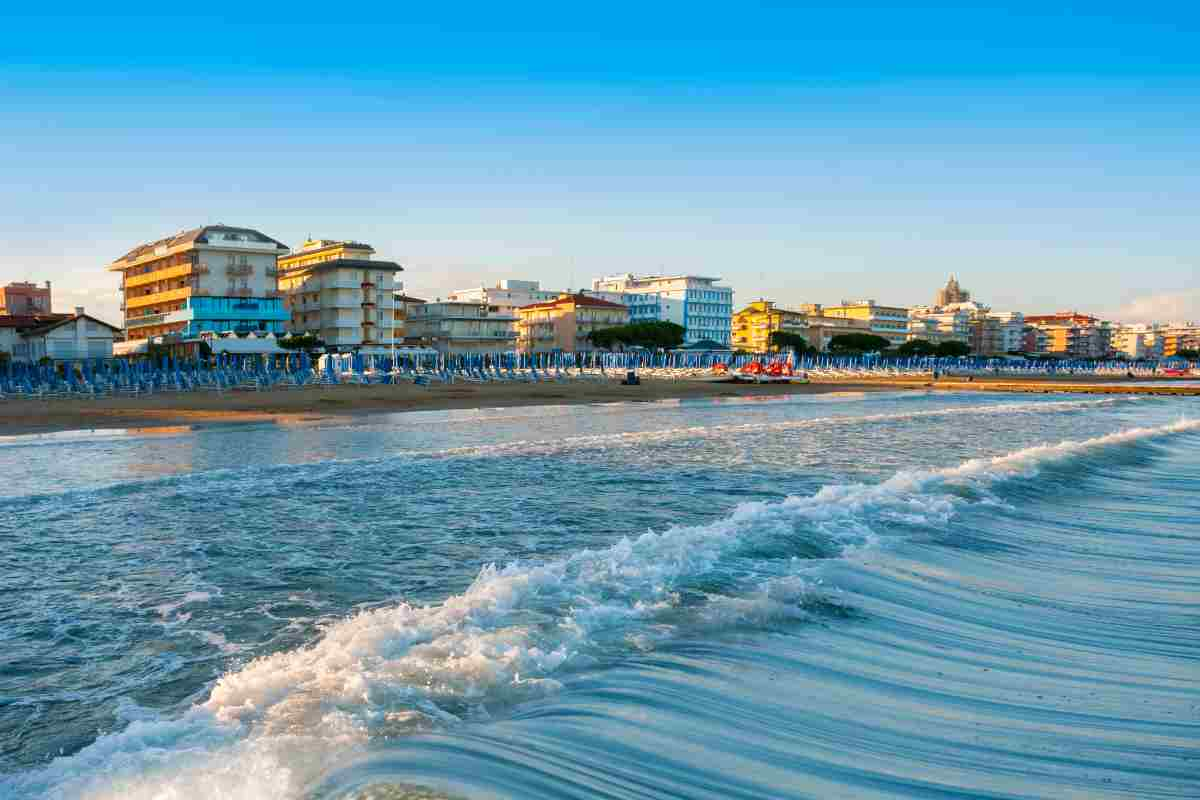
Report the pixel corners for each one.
[6,416,1194,800]
[1,396,1133,506]
[394,396,1139,461]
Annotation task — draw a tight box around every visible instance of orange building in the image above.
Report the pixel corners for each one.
[516,293,629,353]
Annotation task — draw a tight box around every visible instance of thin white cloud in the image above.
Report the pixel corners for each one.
[1106,290,1200,325]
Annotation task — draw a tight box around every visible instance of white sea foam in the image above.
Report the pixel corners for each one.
[8,416,1194,800]
[397,397,1136,460]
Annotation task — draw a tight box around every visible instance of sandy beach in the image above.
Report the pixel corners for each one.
[0,378,889,436]
[1,374,1195,436]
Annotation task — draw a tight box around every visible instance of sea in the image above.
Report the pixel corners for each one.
[1,390,1197,799]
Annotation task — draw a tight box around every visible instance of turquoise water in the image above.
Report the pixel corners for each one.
[1,392,1198,799]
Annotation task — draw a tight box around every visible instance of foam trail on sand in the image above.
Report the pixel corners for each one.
[398,396,1136,460]
[7,417,1195,800]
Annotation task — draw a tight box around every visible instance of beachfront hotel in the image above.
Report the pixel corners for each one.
[732,300,871,352]
[590,274,734,346]
[405,301,519,353]
[732,300,808,352]
[275,239,403,350]
[515,293,630,353]
[392,293,428,341]
[1025,312,1113,358]
[108,225,291,341]
[821,300,911,347]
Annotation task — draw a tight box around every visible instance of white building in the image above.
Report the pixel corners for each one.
[448,280,563,313]
[988,311,1027,354]
[5,308,121,362]
[590,274,733,345]
[1112,324,1164,359]
[908,306,972,343]
[405,302,519,353]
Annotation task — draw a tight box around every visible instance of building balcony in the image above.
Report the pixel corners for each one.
[123,262,208,289]
[361,300,377,308]
[232,288,254,297]
[226,264,254,277]
[361,280,376,289]
[362,319,376,326]
[126,313,168,329]
[124,287,193,310]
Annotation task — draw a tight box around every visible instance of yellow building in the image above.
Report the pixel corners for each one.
[732,300,807,351]
[1162,327,1200,357]
[516,293,629,353]
[276,239,403,349]
[821,300,910,347]
[732,300,870,352]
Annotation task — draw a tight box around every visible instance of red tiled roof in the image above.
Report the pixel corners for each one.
[1025,312,1100,325]
[0,313,69,330]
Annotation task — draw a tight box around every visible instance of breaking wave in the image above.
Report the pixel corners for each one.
[6,416,1196,800]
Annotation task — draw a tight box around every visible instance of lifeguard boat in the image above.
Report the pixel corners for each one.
[730,359,809,384]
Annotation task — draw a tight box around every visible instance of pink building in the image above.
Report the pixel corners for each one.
[0,281,52,315]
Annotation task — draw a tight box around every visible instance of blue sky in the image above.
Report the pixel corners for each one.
[2,2,1197,323]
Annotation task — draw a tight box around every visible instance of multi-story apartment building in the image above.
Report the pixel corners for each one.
[276,239,403,350]
[1026,312,1113,358]
[732,301,869,352]
[968,315,1003,355]
[821,300,910,347]
[590,274,733,345]
[908,305,972,345]
[392,293,428,342]
[987,311,1027,354]
[0,281,52,315]
[1112,325,1163,359]
[1160,323,1200,357]
[802,310,872,352]
[732,301,807,352]
[108,225,291,341]
[516,293,630,353]
[405,302,519,353]
[448,280,562,313]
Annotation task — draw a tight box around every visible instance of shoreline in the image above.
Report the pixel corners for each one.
[1,375,1195,437]
[0,380,889,437]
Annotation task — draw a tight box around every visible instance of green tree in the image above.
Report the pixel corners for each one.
[767,331,815,354]
[935,341,971,357]
[896,339,938,357]
[589,321,686,350]
[279,333,325,351]
[828,333,892,354]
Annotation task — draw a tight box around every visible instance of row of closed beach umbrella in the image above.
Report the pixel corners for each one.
[0,350,1193,400]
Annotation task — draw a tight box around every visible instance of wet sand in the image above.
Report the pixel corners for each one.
[1,374,1194,437]
[0,379,887,436]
